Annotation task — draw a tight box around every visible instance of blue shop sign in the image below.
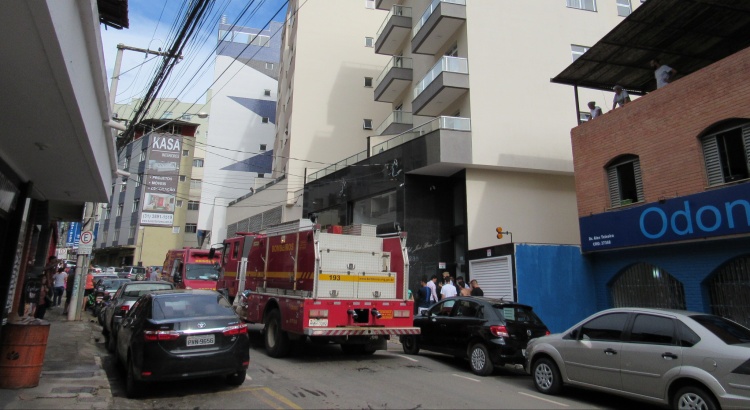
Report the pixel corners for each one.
[580,183,750,252]
[66,222,81,247]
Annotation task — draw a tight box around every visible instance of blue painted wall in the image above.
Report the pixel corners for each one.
[515,244,597,333]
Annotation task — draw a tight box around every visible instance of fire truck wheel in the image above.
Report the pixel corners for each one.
[401,335,420,355]
[264,309,290,358]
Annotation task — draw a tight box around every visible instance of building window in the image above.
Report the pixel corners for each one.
[193,158,204,167]
[132,198,140,212]
[606,155,643,207]
[363,119,373,130]
[260,144,267,152]
[365,0,375,9]
[445,43,458,57]
[264,89,271,96]
[161,111,173,119]
[616,0,632,16]
[265,62,274,70]
[185,223,198,233]
[365,37,374,47]
[251,35,271,47]
[135,174,142,188]
[258,173,265,178]
[114,228,120,239]
[123,158,129,169]
[120,180,126,192]
[183,149,189,157]
[364,77,373,87]
[262,117,270,123]
[567,0,597,11]
[181,113,192,120]
[176,200,184,208]
[117,203,123,217]
[173,226,181,234]
[139,150,146,162]
[188,200,200,210]
[180,175,187,182]
[129,226,136,239]
[190,179,202,189]
[701,122,750,186]
[571,45,590,62]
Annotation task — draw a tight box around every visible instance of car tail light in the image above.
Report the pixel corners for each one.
[394,310,410,318]
[118,305,130,315]
[144,330,180,341]
[141,371,152,377]
[309,309,328,318]
[223,324,248,336]
[490,325,509,338]
[545,330,551,336]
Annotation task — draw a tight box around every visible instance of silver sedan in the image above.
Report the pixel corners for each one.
[525,308,750,410]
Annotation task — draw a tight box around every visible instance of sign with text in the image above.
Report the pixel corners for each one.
[580,182,750,252]
[142,134,182,226]
[66,222,81,247]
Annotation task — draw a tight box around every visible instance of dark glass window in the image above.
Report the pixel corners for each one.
[429,300,456,317]
[629,314,675,345]
[580,313,628,341]
[677,321,701,347]
[691,315,750,345]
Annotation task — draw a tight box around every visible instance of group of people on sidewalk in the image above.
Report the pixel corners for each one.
[414,272,484,315]
[24,256,76,319]
[587,59,677,120]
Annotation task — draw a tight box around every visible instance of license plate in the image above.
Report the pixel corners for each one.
[186,334,215,346]
[309,319,328,327]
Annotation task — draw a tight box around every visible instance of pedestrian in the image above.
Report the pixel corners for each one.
[34,275,52,319]
[417,277,432,315]
[24,278,41,317]
[611,85,630,110]
[426,274,439,305]
[440,276,457,300]
[470,279,484,297]
[63,268,76,314]
[587,101,602,119]
[43,255,58,285]
[149,267,159,281]
[456,276,471,296]
[650,59,677,89]
[52,267,67,307]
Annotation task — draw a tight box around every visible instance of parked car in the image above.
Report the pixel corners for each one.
[115,289,250,397]
[400,296,550,376]
[117,265,147,281]
[525,307,750,410]
[101,281,174,352]
[93,278,130,319]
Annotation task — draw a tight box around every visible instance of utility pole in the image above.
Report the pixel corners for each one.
[109,43,183,110]
[68,202,97,321]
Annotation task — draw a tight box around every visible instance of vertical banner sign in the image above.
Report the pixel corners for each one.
[66,222,81,247]
[141,134,182,226]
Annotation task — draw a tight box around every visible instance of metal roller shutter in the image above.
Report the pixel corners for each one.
[469,256,514,301]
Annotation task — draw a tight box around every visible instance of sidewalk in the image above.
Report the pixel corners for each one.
[0,306,113,409]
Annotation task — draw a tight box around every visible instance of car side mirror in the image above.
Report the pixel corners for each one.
[208,247,216,259]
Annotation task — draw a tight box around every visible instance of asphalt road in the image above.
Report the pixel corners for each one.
[104,326,662,409]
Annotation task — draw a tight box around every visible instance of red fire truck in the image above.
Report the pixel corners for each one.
[162,248,222,290]
[214,219,419,357]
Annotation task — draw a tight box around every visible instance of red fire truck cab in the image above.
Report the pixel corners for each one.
[162,247,222,290]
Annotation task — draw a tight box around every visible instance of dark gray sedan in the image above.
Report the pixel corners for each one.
[525,308,750,410]
[101,281,174,352]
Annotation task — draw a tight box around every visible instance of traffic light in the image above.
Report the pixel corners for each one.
[496,227,503,239]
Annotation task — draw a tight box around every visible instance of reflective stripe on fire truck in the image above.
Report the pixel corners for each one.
[318,274,395,283]
[303,327,420,336]
[222,271,315,279]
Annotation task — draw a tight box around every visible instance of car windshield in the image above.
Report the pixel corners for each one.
[185,263,220,281]
[122,283,173,298]
[152,294,233,319]
[493,305,545,326]
[690,314,750,345]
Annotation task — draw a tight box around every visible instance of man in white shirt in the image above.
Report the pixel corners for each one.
[426,274,439,304]
[440,276,457,300]
[52,268,67,307]
[587,101,602,119]
[650,59,677,89]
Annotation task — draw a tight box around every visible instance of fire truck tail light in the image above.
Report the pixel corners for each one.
[223,324,248,336]
[394,310,410,318]
[310,309,328,318]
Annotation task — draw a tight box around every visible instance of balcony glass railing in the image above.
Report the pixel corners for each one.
[413,0,466,36]
[372,116,470,154]
[414,56,468,98]
[376,56,413,88]
[376,5,412,39]
[307,150,369,183]
[374,111,413,136]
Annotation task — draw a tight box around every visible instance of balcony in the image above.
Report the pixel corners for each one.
[412,0,466,55]
[374,111,413,136]
[375,6,412,56]
[374,56,413,103]
[375,0,399,11]
[412,56,469,116]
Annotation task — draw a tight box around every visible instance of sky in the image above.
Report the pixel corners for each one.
[100,0,288,108]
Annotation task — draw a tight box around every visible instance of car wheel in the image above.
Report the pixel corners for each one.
[263,309,290,358]
[674,386,718,410]
[401,335,419,355]
[125,356,142,398]
[225,369,246,386]
[533,357,562,395]
[469,343,494,376]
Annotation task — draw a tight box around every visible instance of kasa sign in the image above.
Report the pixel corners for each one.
[579,182,750,252]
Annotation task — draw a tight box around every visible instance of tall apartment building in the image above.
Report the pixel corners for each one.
[296,0,640,331]
[196,22,282,245]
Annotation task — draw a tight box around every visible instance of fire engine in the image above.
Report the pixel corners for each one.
[163,247,222,290]
[214,219,419,357]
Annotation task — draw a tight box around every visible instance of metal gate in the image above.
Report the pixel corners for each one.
[610,263,685,309]
[469,256,514,301]
[707,255,750,328]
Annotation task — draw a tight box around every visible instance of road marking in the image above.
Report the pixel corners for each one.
[451,373,481,382]
[223,387,302,409]
[517,391,569,407]
[392,354,418,362]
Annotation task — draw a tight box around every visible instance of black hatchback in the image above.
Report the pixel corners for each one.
[114,289,250,397]
[400,296,549,376]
